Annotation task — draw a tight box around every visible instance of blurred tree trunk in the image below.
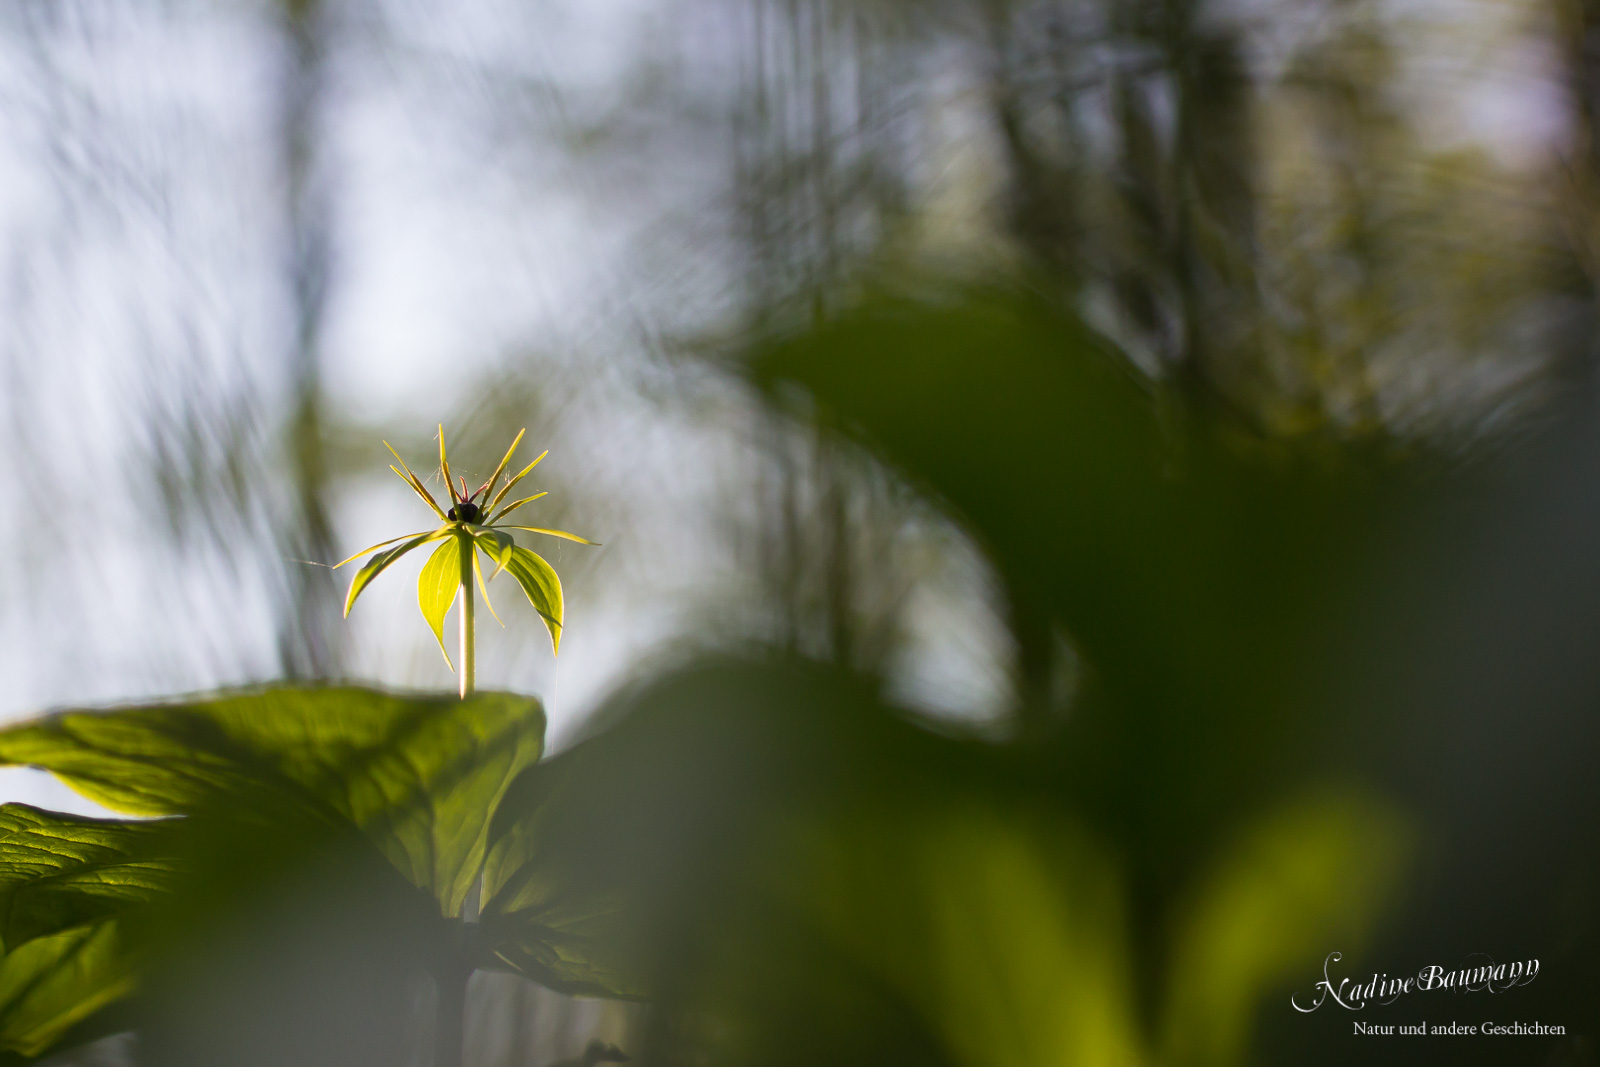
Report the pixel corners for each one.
[1554,0,1600,390]
[731,0,921,676]
[274,0,342,678]
[984,0,1261,410]
[1564,0,1600,186]
[980,0,1260,711]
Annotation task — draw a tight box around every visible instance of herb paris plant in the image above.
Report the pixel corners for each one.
[337,427,596,697]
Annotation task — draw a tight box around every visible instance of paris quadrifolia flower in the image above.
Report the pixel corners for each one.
[337,426,596,695]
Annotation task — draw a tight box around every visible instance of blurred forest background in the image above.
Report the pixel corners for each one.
[2,0,1600,1064]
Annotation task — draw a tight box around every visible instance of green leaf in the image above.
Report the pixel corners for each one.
[478,762,643,998]
[0,688,545,918]
[499,526,599,546]
[470,527,516,580]
[503,546,563,655]
[781,806,1143,1067]
[0,921,133,1059]
[0,805,178,953]
[1159,794,1411,1067]
[417,536,464,669]
[0,805,183,1059]
[342,530,446,616]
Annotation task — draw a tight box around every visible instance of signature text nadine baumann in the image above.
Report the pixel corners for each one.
[1293,951,1539,1013]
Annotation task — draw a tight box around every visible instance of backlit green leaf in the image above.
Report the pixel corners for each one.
[342,530,446,616]
[0,805,178,953]
[470,527,515,580]
[417,536,464,669]
[502,546,563,654]
[0,920,133,1059]
[0,688,545,918]
[1159,794,1411,1067]
[780,806,1143,1067]
[0,805,183,1059]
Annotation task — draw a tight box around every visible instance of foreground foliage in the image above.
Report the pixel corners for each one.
[0,686,636,1063]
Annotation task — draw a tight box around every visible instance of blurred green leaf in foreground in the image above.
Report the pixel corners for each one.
[0,805,178,1061]
[0,685,637,1065]
[480,659,1412,1067]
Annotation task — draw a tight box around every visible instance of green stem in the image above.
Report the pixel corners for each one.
[441,535,479,1067]
[458,536,475,699]
[433,959,469,1067]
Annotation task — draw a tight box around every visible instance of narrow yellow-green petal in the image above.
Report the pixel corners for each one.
[438,424,459,505]
[344,530,449,616]
[388,466,446,520]
[418,537,463,669]
[385,442,448,520]
[385,441,443,504]
[499,526,600,546]
[503,546,563,655]
[487,451,547,515]
[487,492,548,525]
[481,428,526,504]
